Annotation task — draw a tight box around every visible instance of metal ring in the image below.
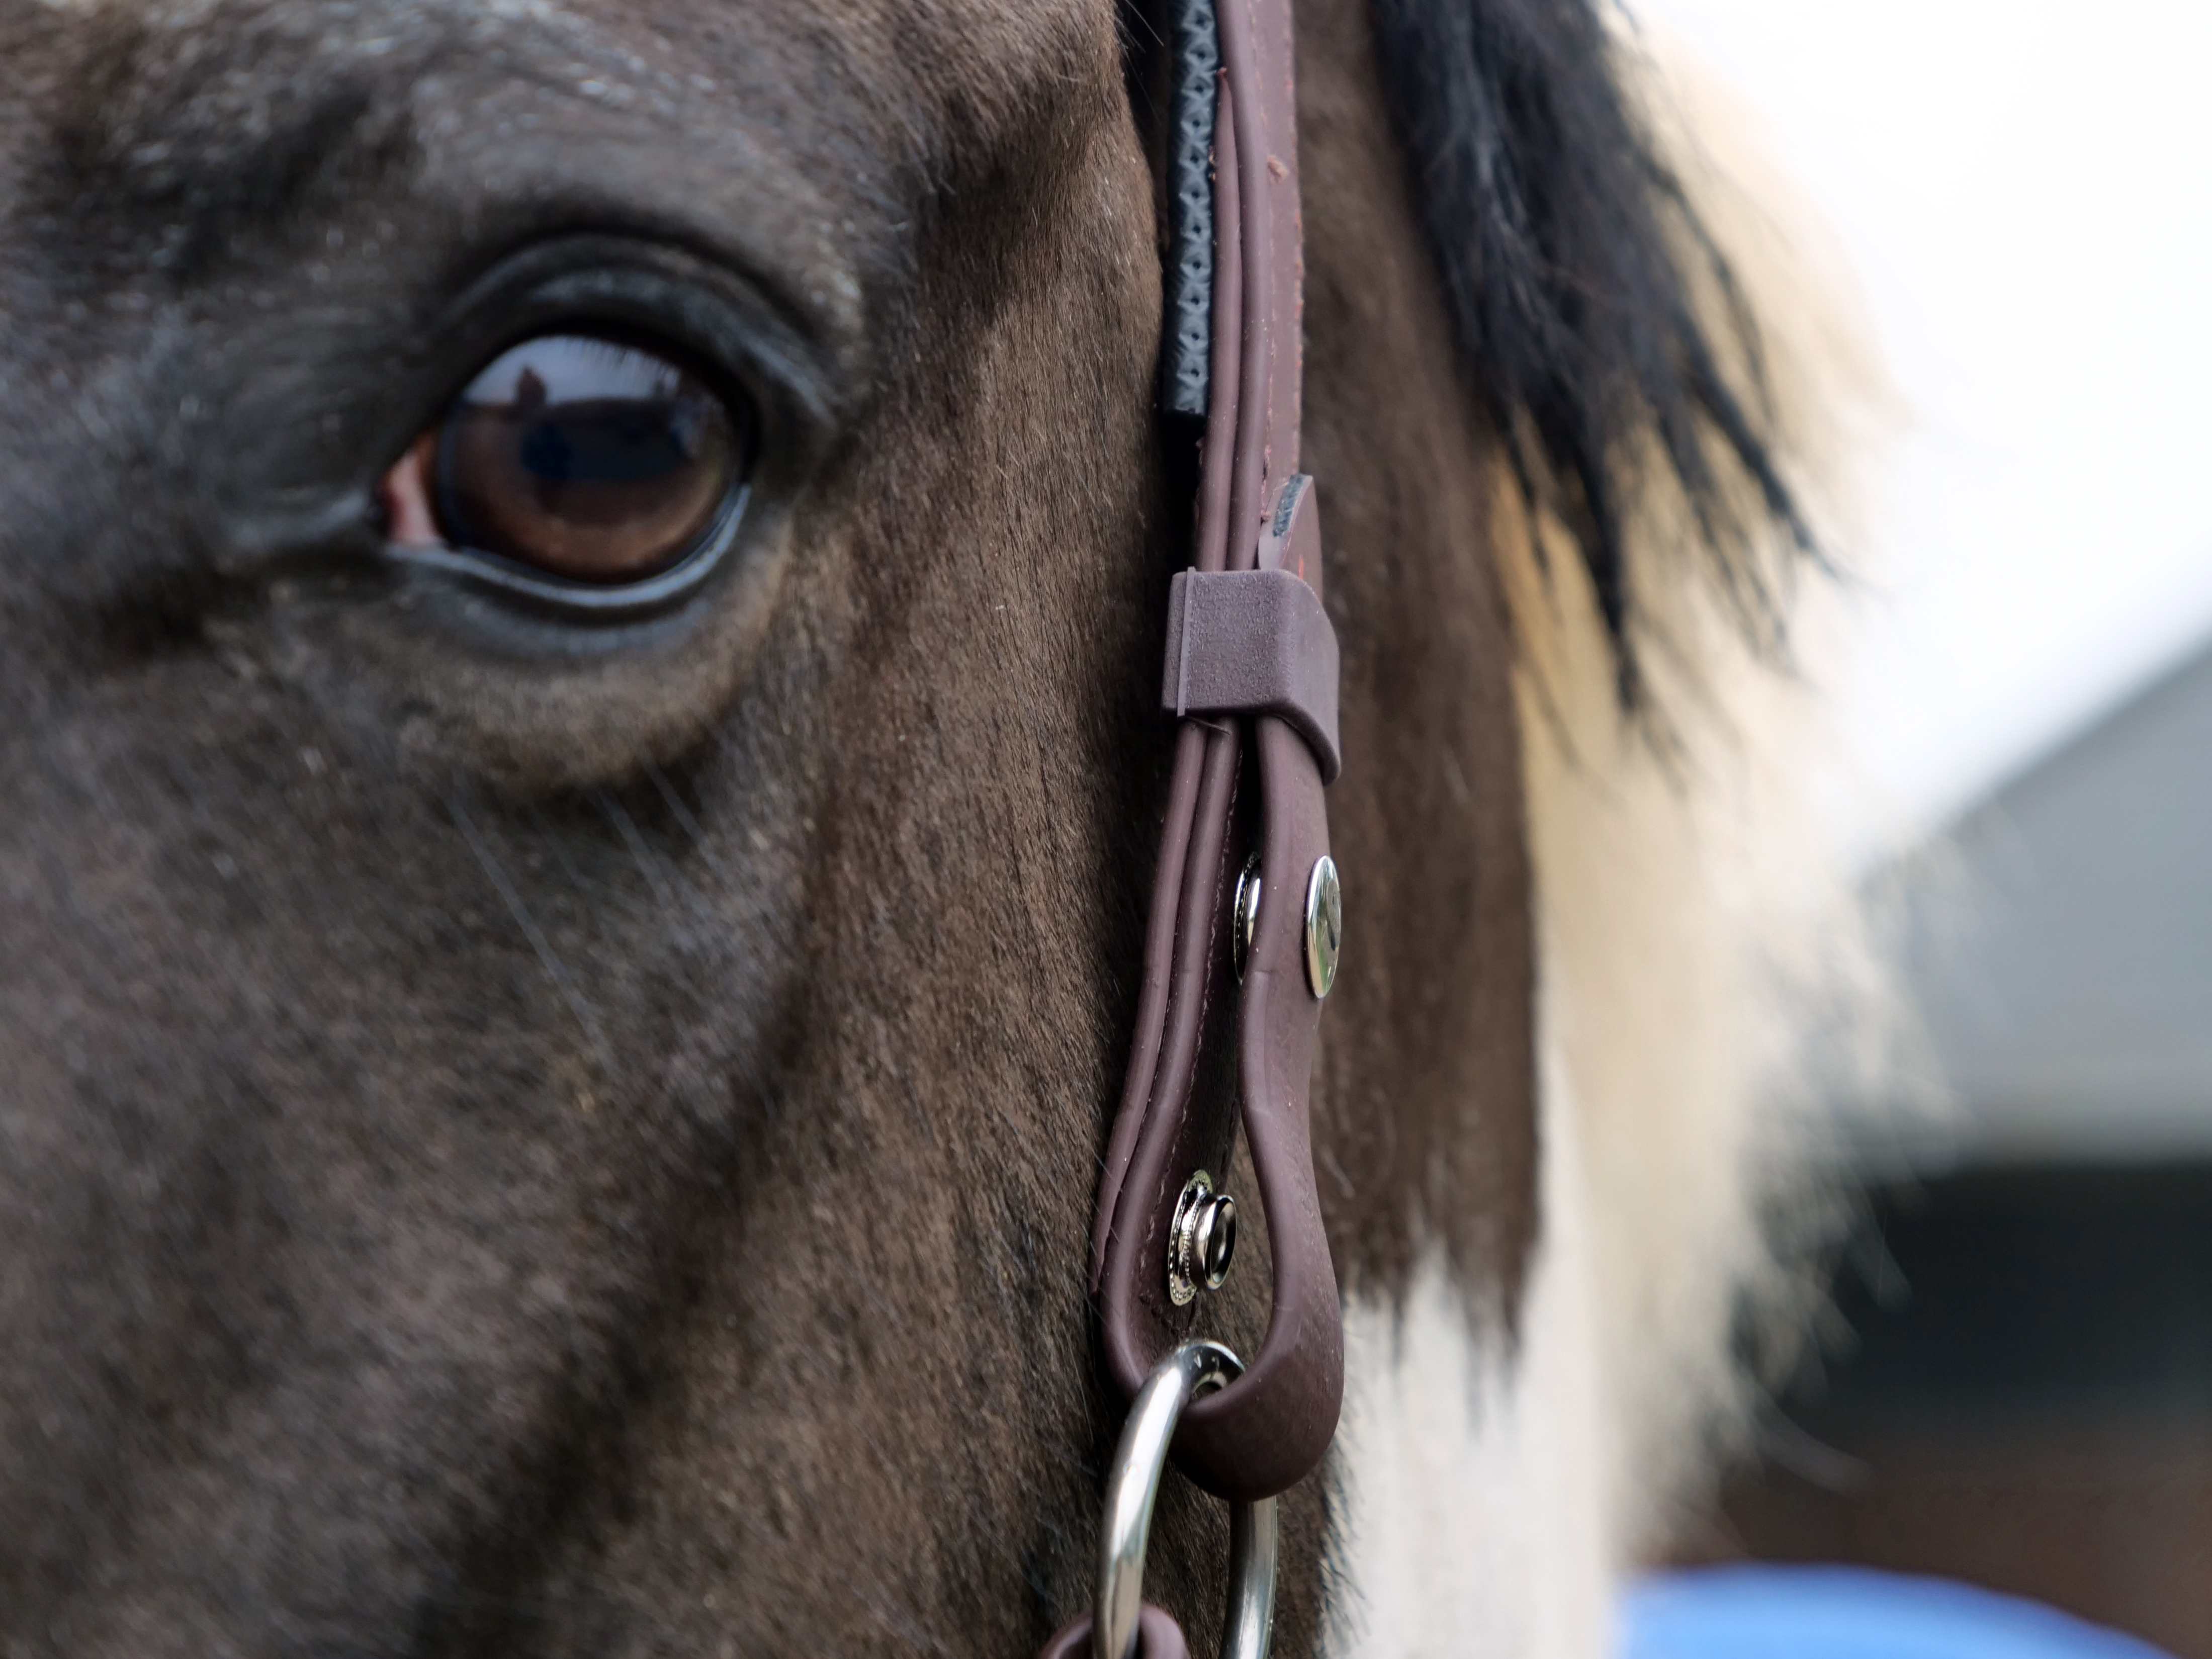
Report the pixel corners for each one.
[1095,1341,1279,1659]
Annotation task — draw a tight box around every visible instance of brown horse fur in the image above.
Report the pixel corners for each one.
[0,0,1853,1652]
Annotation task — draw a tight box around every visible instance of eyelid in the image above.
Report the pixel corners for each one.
[422,239,838,441]
[381,481,754,619]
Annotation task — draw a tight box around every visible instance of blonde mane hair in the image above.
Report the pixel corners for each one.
[1326,31,1892,1653]
[1515,22,1892,1564]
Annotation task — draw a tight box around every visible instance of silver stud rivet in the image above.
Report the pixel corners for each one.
[1167,1170,1239,1305]
[1194,1191,1236,1290]
[1303,854,1341,999]
[1231,853,1262,981]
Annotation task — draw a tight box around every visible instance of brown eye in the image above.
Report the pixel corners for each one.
[384,334,751,585]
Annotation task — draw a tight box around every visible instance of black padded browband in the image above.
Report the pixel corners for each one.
[1161,0,1219,418]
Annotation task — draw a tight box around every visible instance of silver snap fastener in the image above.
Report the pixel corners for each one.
[1230,853,1262,981]
[1167,1170,1239,1305]
[1303,854,1341,999]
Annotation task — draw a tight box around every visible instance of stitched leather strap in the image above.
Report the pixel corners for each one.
[1090,0,1342,1506]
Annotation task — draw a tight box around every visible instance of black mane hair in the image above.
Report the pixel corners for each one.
[1371,0,1817,704]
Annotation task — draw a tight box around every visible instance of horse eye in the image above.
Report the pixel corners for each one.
[382,334,752,585]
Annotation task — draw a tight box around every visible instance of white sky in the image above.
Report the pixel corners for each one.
[1634,0,2212,843]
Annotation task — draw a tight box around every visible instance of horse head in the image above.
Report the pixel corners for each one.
[0,0,1840,1651]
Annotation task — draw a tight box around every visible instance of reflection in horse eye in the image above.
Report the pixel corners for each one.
[382,334,750,584]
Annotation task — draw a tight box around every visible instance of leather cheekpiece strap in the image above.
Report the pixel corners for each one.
[1090,0,1344,1506]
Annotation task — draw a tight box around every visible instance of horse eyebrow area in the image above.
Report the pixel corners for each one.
[32,18,443,259]
[20,1,896,338]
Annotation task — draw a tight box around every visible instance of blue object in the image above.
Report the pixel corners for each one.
[1621,1565,2176,1659]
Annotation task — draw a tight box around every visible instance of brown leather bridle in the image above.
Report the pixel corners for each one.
[1043,1,1341,1652]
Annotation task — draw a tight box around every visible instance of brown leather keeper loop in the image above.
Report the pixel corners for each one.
[1161,494,1340,785]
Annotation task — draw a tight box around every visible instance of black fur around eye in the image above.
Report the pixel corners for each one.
[385,334,754,586]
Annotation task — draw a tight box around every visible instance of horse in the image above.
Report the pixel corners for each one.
[0,0,1863,1651]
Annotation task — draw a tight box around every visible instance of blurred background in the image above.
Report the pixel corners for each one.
[1631,1,2212,1653]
